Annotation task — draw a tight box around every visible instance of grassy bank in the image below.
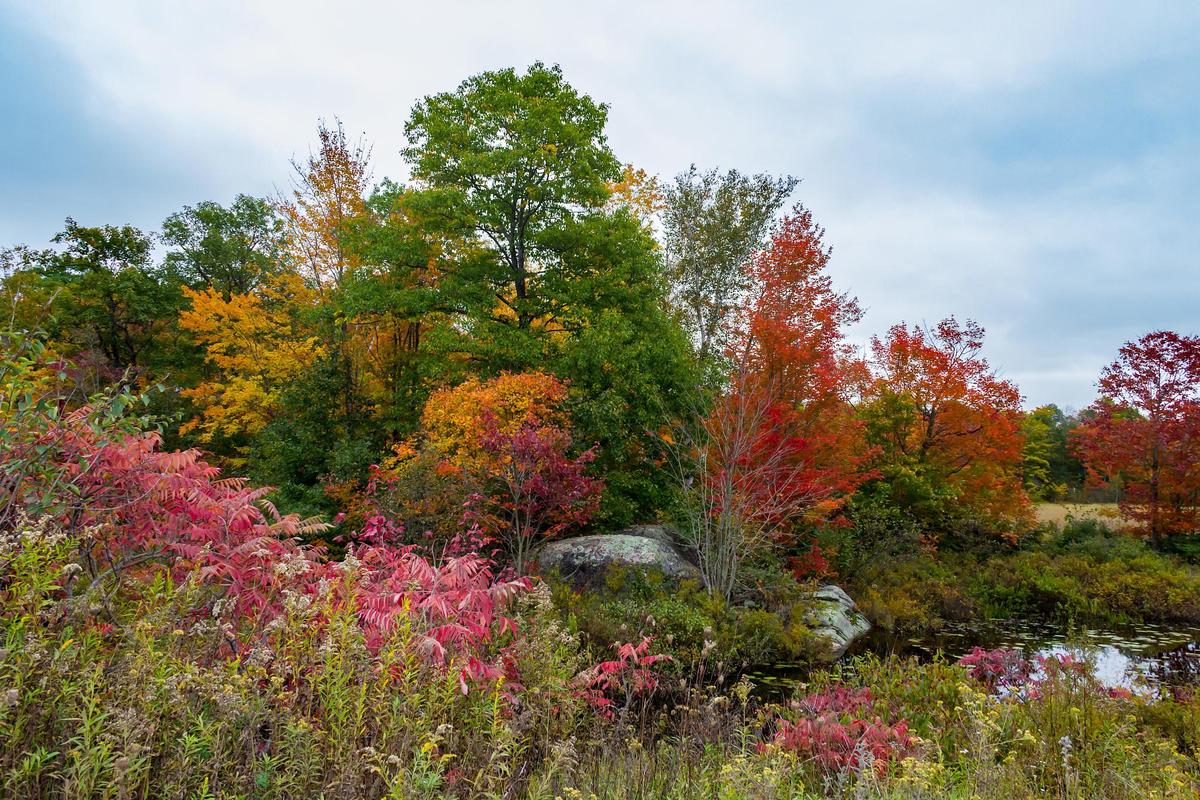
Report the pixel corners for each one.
[852,519,1200,636]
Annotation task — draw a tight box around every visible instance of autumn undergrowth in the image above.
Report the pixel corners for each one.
[3,512,1200,799]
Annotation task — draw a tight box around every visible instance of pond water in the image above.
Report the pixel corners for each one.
[748,619,1200,699]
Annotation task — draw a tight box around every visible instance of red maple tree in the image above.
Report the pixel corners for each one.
[685,377,848,599]
[736,206,866,411]
[1073,331,1200,546]
[731,206,873,510]
[677,208,871,598]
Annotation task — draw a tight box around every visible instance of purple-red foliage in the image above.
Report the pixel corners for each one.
[767,686,914,776]
[464,414,602,572]
[958,647,1033,691]
[575,637,670,721]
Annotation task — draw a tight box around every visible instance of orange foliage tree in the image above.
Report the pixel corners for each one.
[419,372,569,467]
[279,120,371,297]
[862,318,1030,535]
[1073,331,1200,546]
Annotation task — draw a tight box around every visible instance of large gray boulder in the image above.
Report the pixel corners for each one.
[533,532,700,588]
[805,585,872,661]
[615,524,679,547]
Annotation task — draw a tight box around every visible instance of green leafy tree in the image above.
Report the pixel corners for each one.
[1021,408,1057,500]
[403,61,621,336]
[402,63,700,524]
[161,194,284,299]
[250,353,381,516]
[335,181,483,434]
[1021,405,1084,500]
[1,219,182,379]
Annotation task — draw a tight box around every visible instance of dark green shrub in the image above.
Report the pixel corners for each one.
[851,554,974,635]
[1162,534,1200,564]
[1051,518,1147,561]
[967,549,1200,624]
[819,501,923,581]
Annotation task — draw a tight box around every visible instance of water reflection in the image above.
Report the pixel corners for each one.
[749,619,1200,698]
[875,619,1200,691]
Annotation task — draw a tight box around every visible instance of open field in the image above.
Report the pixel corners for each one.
[1035,502,1123,528]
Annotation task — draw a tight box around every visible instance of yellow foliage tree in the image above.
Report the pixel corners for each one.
[179,273,323,454]
[279,120,371,297]
[606,163,664,225]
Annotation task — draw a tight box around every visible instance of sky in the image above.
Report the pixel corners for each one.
[1,1,1198,410]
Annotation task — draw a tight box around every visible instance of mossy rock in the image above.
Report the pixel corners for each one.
[804,585,872,661]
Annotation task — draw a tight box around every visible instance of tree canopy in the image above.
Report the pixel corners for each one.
[12,59,1184,566]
